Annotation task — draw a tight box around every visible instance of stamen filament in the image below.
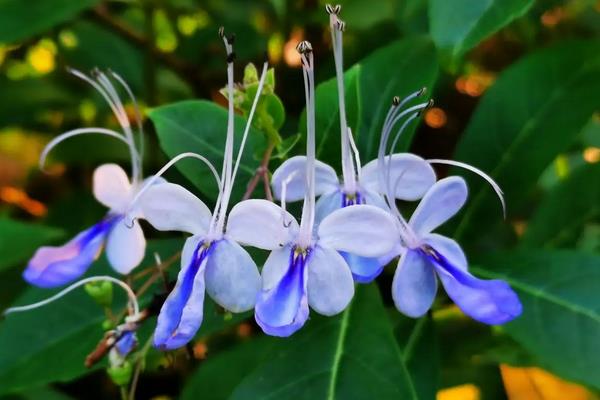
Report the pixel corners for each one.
[3,276,140,319]
[39,127,131,171]
[427,159,506,217]
[129,152,222,209]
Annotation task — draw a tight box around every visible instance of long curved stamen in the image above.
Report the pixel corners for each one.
[229,60,269,201]
[209,28,236,236]
[427,159,506,217]
[67,68,142,183]
[39,127,130,172]
[327,6,357,193]
[3,276,140,319]
[297,42,316,248]
[129,152,222,208]
[385,112,420,205]
[109,70,145,173]
[382,88,426,137]
[347,127,362,181]
[92,69,142,183]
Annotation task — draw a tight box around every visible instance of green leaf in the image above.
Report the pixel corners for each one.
[429,0,534,58]
[307,36,438,171]
[472,250,600,389]
[395,316,439,400]
[0,219,64,273]
[0,0,99,44]
[231,285,423,399]
[181,337,279,400]
[453,40,600,242]
[522,163,600,248]
[149,100,265,201]
[61,21,145,92]
[0,240,182,394]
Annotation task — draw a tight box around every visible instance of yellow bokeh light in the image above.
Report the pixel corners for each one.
[27,39,57,74]
[268,33,284,64]
[154,9,178,52]
[583,147,600,164]
[501,365,594,400]
[79,99,97,124]
[284,28,304,67]
[437,384,480,400]
[59,30,78,48]
[425,107,447,129]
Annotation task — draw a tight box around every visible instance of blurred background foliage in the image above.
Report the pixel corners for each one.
[0,0,599,399]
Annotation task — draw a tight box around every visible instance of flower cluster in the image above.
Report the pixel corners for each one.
[20,6,521,350]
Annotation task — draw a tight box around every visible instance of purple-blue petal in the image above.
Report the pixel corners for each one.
[423,247,522,325]
[255,247,309,337]
[115,331,137,356]
[341,251,384,283]
[153,240,214,350]
[23,216,118,288]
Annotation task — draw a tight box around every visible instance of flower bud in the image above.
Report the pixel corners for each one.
[107,360,133,387]
[84,280,113,308]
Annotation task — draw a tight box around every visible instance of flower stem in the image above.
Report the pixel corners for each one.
[243,140,276,200]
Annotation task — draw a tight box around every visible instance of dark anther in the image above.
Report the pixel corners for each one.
[218,26,225,38]
[227,33,236,45]
[296,40,313,54]
[226,51,237,63]
[90,67,101,77]
[333,4,341,14]
[427,98,435,108]
[336,20,346,31]
[392,96,400,106]
[418,87,427,96]
[326,4,341,14]
[283,219,292,228]
[325,4,334,14]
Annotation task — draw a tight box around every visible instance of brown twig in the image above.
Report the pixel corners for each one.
[243,141,276,200]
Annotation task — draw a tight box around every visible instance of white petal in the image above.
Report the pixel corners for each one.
[261,244,294,291]
[315,190,342,224]
[204,239,261,312]
[307,245,354,316]
[392,249,437,317]
[137,182,211,235]
[361,154,436,201]
[271,156,339,201]
[227,199,298,250]
[105,218,146,274]
[409,176,468,235]
[93,164,132,212]
[318,205,398,258]
[362,189,388,210]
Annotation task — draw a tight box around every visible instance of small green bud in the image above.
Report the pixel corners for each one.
[102,319,115,331]
[85,281,113,308]
[107,361,133,387]
[223,312,233,321]
[243,63,259,86]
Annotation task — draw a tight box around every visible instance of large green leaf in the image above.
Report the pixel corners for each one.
[522,163,600,248]
[231,285,423,399]
[181,336,279,400]
[306,36,438,171]
[0,219,64,273]
[395,315,439,400]
[472,251,600,389]
[149,100,265,201]
[61,21,145,92]
[0,239,237,394]
[429,0,534,58]
[453,40,600,242]
[0,0,99,44]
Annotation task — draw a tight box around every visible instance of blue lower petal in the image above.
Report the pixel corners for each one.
[255,246,309,337]
[423,247,522,325]
[115,331,137,356]
[154,239,215,350]
[341,251,384,283]
[23,216,119,288]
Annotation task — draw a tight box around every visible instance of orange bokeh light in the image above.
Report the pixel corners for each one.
[425,107,447,129]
